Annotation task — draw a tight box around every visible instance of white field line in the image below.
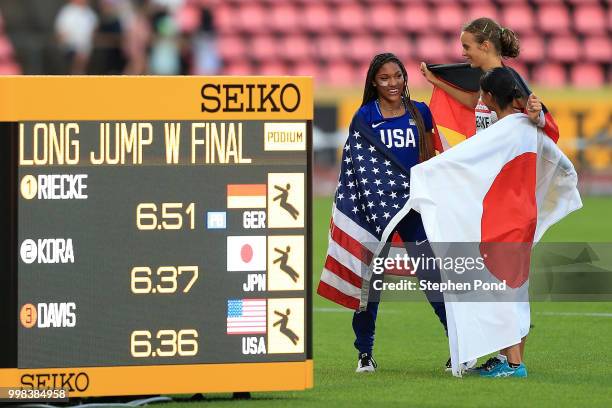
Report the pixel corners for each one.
[537,311,612,318]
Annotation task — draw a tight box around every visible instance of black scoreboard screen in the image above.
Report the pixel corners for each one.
[0,77,313,397]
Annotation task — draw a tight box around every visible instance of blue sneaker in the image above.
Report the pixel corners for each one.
[480,360,528,378]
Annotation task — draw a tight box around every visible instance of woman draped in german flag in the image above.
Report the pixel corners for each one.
[419,17,560,375]
[419,17,559,147]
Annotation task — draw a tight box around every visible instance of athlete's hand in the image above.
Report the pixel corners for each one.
[420,62,436,84]
[526,93,542,124]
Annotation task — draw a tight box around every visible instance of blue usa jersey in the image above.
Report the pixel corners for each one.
[357,99,433,169]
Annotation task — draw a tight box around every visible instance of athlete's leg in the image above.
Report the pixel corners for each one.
[352,301,379,354]
[395,210,447,334]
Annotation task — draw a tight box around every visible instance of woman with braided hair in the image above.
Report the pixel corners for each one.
[349,53,449,373]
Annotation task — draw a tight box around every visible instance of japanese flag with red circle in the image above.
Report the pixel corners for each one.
[408,113,581,377]
[227,236,267,271]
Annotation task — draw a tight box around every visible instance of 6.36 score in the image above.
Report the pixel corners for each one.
[130,329,198,358]
[136,202,195,230]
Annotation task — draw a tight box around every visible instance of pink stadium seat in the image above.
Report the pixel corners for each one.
[404,60,426,87]
[571,63,605,88]
[503,61,529,82]
[496,0,528,4]
[381,34,412,61]
[249,35,278,61]
[0,36,13,59]
[335,3,366,34]
[533,63,566,87]
[270,3,300,34]
[537,4,570,34]
[290,61,321,79]
[446,38,464,62]
[583,36,612,63]
[303,3,333,34]
[258,61,289,76]
[364,0,422,3]
[355,60,370,81]
[176,5,201,34]
[281,34,315,63]
[573,5,606,34]
[0,62,20,75]
[223,61,253,76]
[346,34,378,65]
[369,4,399,34]
[501,4,535,34]
[415,34,448,63]
[547,35,581,63]
[566,0,600,5]
[434,4,466,34]
[518,34,545,64]
[217,35,246,63]
[316,34,346,62]
[465,3,499,23]
[214,3,238,35]
[238,3,268,34]
[325,61,358,86]
[530,0,563,5]
[399,5,431,34]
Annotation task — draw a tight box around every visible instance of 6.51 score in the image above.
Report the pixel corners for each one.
[136,202,195,230]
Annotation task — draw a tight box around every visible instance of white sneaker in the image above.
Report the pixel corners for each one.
[445,357,477,373]
[356,353,377,373]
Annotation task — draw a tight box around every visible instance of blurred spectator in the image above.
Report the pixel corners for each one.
[190,3,220,75]
[54,0,98,74]
[149,11,179,75]
[122,0,151,74]
[91,0,125,74]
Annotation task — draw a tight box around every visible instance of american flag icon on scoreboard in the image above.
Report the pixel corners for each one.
[226,299,267,335]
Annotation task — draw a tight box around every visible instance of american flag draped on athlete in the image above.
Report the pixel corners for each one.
[316,112,420,311]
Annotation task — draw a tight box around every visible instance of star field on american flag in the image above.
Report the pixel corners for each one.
[317,116,412,310]
[335,128,410,239]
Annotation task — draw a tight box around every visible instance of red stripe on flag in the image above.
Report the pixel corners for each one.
[330,223,373,265]
[431,115,444,153]
[324,255,363,289]
[429,86,476,138]
[542,111,559,143]
[317,281,360,310]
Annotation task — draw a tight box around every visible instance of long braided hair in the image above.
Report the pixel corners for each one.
[361,53,434,163]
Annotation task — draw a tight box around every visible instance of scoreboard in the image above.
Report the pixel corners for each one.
[0,77,313,397]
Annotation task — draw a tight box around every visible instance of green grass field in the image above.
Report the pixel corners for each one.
[169,197,612,407]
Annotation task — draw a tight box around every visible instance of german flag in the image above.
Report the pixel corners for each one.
[427,63,559,150]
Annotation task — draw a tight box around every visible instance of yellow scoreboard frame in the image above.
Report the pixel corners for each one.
[0,76,313,397]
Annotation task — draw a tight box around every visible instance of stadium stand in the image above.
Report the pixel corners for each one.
[206,0,611,87]
[0,0,609,87]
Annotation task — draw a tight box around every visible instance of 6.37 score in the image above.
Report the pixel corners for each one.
[131,266,199,294]
[136,202,195,230]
